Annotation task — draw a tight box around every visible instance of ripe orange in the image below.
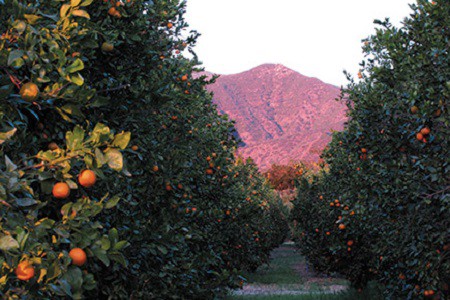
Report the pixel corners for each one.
[416,132,424,141]
[108,7,121,18]
[48,142,59,150]
[101,42,114,52]
[181,74,188,81]
[131,145,138,151]
[206,168,213,175]
[361,148,367,153]
[78,170,97,188]
[20,82,39,102]
[167,22,173,28]
[69,248,87,266]
[410,106,419,114]
[152,165,159,172]
[338,224,346,230]
[52,182,70,199]
[347,240,354,246]
[15,261,35,281]
[420,127,430,135]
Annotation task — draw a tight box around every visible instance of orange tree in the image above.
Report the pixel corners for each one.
[1,0,288,298]
[1,0,132,298]
[1,0,288,297]
[292,0,449,299]
[74,0,288,297]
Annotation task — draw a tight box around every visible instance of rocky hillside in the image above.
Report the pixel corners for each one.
[205,64,347,170]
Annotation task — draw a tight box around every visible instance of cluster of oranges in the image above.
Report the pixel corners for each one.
[15,170,97,280]
[52,169,97,199]
[416,126,430,143]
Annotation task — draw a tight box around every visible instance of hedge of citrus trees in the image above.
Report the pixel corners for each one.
[292,1,449,299]
[0,0,288,298]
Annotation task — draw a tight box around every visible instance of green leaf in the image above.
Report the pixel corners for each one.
[80,0,94,6]
[71,9,90,19]
[23,14,41,25]
[112,240,129,251]
[66,58,84,74]
[0,234,19,251]
[105,149,123,171]
[108,252,128,267]
[71,0,82,6]
[100,236,111,250]
[60,4,71,18]
[94,148,106,167]
[66,125,85,151]
[92,248,110,267]
[108,228,119,245]
[64,268,84,293]
[7,50,23,66]
[0,128,17,145]
[112,131,131,150]
[88,96,109,108]
[70,73,84,86]
[105,195,120,209]
[5,155,17,172]
[61,104,85,118]
[15,198,37,207]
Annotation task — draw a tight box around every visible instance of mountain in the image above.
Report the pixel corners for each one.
[204,64,347,171]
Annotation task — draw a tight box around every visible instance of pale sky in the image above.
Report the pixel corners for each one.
[185,0,414,86]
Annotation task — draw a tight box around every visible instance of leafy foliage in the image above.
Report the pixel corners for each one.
[1,0,288,298]
[292,1,449,299]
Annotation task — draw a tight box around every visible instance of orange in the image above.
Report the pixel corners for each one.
[167,22,173,28]
[152,165,159,172]
[416,132,424,141]
[131,145,138,151]
[52,182,70,199]
[347,240,354,246]
[78,170,97,188]
[361,148,367,153]
[48,142,59,150]
[410,106,419,114]
[338,224,346,230]
[15,261,35,281]
[206,168,213,175]
[181,74,188,81]
[420,127,430,135]
[69,248,87,266]
[108,7,121,18]
[20,82,39,102]
[101,42,114,52]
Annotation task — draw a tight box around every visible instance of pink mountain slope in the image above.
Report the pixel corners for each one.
[204,64,347,171]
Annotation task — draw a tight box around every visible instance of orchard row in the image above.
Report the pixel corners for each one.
[0,0,287,298]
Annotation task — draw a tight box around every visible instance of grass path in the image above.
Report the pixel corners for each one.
[228,242,383,300]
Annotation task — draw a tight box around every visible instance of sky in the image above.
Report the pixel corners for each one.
[185,0,415,86]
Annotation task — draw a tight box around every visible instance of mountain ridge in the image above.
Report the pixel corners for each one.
[204,64,347,170]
